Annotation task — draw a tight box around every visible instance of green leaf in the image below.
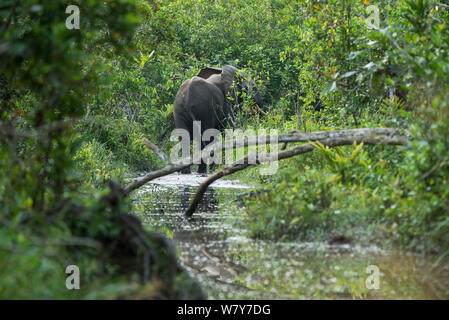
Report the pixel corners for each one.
[340,71,358,79]
[348,51,362,60]
[323,81,337,94]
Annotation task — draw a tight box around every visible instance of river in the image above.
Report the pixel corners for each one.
[131,172,449,299]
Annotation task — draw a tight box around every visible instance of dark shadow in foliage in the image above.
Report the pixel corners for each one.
[62,180,206,299]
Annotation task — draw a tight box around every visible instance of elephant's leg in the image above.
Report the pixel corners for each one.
[197,163,207,174]
[180,132,192,174]
[208,146,217,173]
[199,132,220,174]
[200,144,219,173]
[181,166,191,174]
[197,141,208,174]
[179,133,191,174]
[174,113,193,174]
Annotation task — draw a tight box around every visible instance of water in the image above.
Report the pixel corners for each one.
[132,172,449,299]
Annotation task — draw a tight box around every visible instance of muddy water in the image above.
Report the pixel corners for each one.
[132,173,449,299]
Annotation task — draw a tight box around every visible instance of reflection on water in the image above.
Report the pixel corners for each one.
[132,174,449,300]
[179,186,218,213]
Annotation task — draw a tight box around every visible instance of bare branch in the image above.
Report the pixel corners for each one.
[45,237,104,250]
[433,2,449,9]
[255,104,268,116]
[143,137,171,165]
[185,157,252,217]
[123,162,191,196]
[200,127,407,156]
[124,128,408,202]
[185,129,407,216]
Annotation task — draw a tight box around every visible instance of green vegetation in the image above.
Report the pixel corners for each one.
[0,0,202,299]
[237,0,449,257]
[1,0,448,298]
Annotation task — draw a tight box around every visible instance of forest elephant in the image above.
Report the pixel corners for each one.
[173,65,264,174]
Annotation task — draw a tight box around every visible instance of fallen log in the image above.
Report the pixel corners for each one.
[200,127,407,155]
[123,128,408,216]
[123,163,191,196]
[184,129,407,216]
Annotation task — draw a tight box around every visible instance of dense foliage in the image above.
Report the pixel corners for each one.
[0,0,202,299]
[238,0,449,257]
[1,0,448,298]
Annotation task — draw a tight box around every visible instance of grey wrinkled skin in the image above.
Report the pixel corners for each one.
[173,65,263,174]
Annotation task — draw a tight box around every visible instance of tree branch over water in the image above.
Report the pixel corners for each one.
[185,128,407,216]
[123,128,408,215]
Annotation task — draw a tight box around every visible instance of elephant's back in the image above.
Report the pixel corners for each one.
[188,76,224,103]
[174,76,225,129]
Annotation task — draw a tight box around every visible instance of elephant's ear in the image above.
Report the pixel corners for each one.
[221,65,240,98]
[197,67,222,79]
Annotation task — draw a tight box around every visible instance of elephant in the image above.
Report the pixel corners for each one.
[173,65,264,174]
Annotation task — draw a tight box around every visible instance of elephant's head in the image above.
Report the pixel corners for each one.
[197,65,265,115]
